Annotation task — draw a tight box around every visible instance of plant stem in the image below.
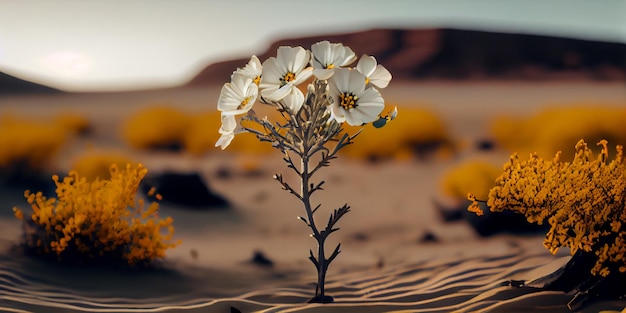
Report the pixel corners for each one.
[300,151,326,299]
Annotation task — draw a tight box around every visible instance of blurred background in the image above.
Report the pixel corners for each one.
[0,0,625,237]
[0,0,624,92]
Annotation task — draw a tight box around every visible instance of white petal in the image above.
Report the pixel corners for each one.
[291,48,311,73]
[292,67,313,85]
[339,47,357,66]
[215,132,235,150]
[330,106,346,123]
[313,68,334,80]
[260,57,283,84]
[233,55,262,80]
[280,87,305,113]
[260,83,293,101]
[347,69,367,94]
[329,68,351,94]
[217,74,258,113]
[356,55,377,77]
[219,114,237,134]
[369,65,392,88]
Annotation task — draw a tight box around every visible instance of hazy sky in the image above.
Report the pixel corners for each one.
[0,0,624,92]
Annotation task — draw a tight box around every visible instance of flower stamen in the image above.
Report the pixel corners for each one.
[238,96,253,110]
[339,92,358,110]
[280,72,296,86]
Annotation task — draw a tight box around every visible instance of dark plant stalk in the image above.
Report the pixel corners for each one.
[246,80,354,303]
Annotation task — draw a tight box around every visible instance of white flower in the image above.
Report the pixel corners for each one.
[215,114,237,149]
[279,85,305,113]
[310,41,356,80]
[233,55,262,85]
[356,55,392,88]
[217,73,258,116]
[328,68,385,126]
[259,46,312,102]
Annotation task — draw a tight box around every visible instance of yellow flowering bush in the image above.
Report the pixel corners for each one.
[342,107,451,161]
[71,151,137,181]
[491,105,626,160]
[441,160,500,201]
[13,164,178,266]
[0,115,68,174]
[53,112,91,135]
[468,140,625,278]
[183,110,274,155]
[122,106,190,150]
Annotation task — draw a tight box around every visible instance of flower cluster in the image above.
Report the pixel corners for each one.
[468,140,625,277]
[13,164,179,266]
[215,41,393,149]
[214,41,394,303]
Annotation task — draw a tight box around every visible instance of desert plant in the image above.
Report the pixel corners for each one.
[71,151,137,181]
[53,112,91,135]
[214,42,395,302]
[13,163,178,266]
[341,106,450,161]
[491,105,626,160]
[441,160,500,201]
[122,106,190,151]
[184,110,275,156]
[0,115,68,178]
[468,139,626,310]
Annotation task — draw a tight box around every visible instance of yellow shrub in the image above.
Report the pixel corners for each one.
[183,111,222,155]
[0,116,68,173]
[122,106,190,150]
[469,140,625,277]
[441,160,500,201]
[53,112,91,135]
[71,151,137,181]
[491,105,626,160]
[341,107,451,160]
[184,109,277,156]
[13,164,178,266]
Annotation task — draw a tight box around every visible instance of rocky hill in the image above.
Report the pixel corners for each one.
[0,71,61,95]
[187,28,626,86]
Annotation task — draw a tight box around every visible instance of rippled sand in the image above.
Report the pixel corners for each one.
[1,82,625,312]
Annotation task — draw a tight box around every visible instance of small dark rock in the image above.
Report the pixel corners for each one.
[418,231,439,243]
[251,250,274,267]
[142,172,228,208]
[476,139,495,151]
[215,166,233,179]
[349,232,369,242]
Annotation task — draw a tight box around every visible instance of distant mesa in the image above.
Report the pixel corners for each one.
[0,71,62,95]
[187,28,626,86]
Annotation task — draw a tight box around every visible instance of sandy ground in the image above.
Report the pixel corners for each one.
[0,81,625,312]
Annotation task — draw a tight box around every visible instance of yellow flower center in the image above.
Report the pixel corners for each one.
[327,64,335,69]
[280,72,296,86]
[339,92,358,110]
[253,75,261,86]
[365,77,370,85]
[238,96,252,110]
